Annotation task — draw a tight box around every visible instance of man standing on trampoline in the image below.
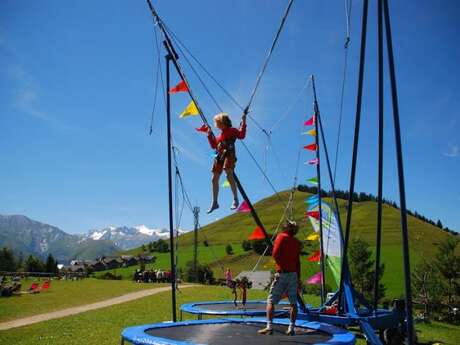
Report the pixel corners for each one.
[259,220,301,336]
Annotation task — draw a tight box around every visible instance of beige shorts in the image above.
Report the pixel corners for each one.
[267,272,298,305]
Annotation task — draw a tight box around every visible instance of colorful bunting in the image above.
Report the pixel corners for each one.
[307,177,318,186]
[222,180,230,188]
[307,158,319,165]
[195,124,208,133]
[248,226,266,240]
[179,101,199,118]
[237,200,251,213]
[306,233,320,241]
[306,271,322,285]
[306,128,316,136]
[169,80,189,93]
[307,250,321,262]
[307,210,320,220]
[304,115,316,126]
[304,143,317,151]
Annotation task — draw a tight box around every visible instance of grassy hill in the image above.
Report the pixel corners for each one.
[120,190,458,298]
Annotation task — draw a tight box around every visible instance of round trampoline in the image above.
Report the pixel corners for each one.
[180,300,295,319]
[121,318,355,345]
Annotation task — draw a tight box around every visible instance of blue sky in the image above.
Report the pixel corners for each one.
[0,0,458,234]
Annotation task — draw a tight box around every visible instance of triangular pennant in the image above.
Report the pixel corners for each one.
[303,143,317,151]
[179,101,199,118]
[195,124,208,133]
[305,158,319,165]
[307,129,316,136]
[307,177,318,185]
[305,271,322,285]
[248,226,266,240]
[306,233,320,241]
[169,80,189,93]
[222,180,230,188]
[237,200,251,213]
[304,115,316,126]
[307,210,320,220]
[307,250,321,262]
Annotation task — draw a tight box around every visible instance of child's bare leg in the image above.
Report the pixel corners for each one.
[207,171,221,213]
[225,168,239,209]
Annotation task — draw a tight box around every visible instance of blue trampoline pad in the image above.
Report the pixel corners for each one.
[180,300,293,317]
[122,318,356,345]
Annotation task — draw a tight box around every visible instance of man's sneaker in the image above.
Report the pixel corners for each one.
[258,327,273,335]
[285,327,295,336]
[230,199,239,210]
[206,203,219,214]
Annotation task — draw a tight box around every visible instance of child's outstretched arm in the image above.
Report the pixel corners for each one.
[236,113,247,139]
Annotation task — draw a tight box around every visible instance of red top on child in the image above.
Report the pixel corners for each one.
[207,123,246,152]
[272,225,302,278]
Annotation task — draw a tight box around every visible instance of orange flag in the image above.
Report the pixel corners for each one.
[248,226,266,240]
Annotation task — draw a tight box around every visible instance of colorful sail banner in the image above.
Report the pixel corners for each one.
[306,210,320,220]
[307,202,342,285]
[248,226,266,240]
[179,101,199,118]
[169,80,189,93]
[304,115,316,126]
[305,195,319,205]
[306,271,322,285]
[304,143,317,151]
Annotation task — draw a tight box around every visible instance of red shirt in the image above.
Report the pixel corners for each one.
[207,124,247,151]
[272,231,301,277]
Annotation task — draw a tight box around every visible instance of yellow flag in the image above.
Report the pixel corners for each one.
[222,180,230,188]
[179,101,199,118]
[306,233,320,241]
[307,129,316,136]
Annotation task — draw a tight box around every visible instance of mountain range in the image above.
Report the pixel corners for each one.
[0,215,170,263]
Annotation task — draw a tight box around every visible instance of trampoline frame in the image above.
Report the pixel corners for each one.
[121,317,356,345]
[180,300,294,320]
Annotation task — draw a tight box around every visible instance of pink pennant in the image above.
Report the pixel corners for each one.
[237,200,251,213]
[308,158,319,165]
[195,124,209,133]
[304,115,316,126]
[306,271,323,285]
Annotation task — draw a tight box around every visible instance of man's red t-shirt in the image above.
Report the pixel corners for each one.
[272,231,301,277]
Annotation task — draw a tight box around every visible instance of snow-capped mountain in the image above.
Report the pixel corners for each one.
[84,225,170,250]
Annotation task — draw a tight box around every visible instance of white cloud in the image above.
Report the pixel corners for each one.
[443,144,459,158]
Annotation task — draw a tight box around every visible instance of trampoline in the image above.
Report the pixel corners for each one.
[180,300,297,320]
[121,318,355,345]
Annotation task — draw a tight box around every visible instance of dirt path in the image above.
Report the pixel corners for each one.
[0,284,196,331]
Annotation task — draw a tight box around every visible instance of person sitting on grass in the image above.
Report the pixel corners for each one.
[205,112,247,213]
[258,221,302,336]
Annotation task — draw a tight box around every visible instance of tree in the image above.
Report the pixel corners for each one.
[183,260,214,284]
[412,259,443,317]
[242,240,252,251]
[25,255,44,273]
[45,254,58,274]
[436,219,443,229]
[225,244,234,255]
[349,238,386,302]
[0,247,17,272]
[434,238,460,308]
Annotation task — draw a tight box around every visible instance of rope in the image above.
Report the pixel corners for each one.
[333,0,353,182]
[245,0,295,113]
[149,48,161,135]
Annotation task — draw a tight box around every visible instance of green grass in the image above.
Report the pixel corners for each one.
[0,278,165,322]
[0,284,458,345]
[118,190,458,300]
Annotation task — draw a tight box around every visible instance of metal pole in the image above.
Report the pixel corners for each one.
[373,0,384,314]
[311,75,326,304]
[193,206,200,282]
[165,53,177,322]
[338,0,368,314]
[382,0,414,342]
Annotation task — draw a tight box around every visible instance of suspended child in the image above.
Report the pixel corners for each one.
[205,112,247,213]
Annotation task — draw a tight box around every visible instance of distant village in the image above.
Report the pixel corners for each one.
[66,254,155,274]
